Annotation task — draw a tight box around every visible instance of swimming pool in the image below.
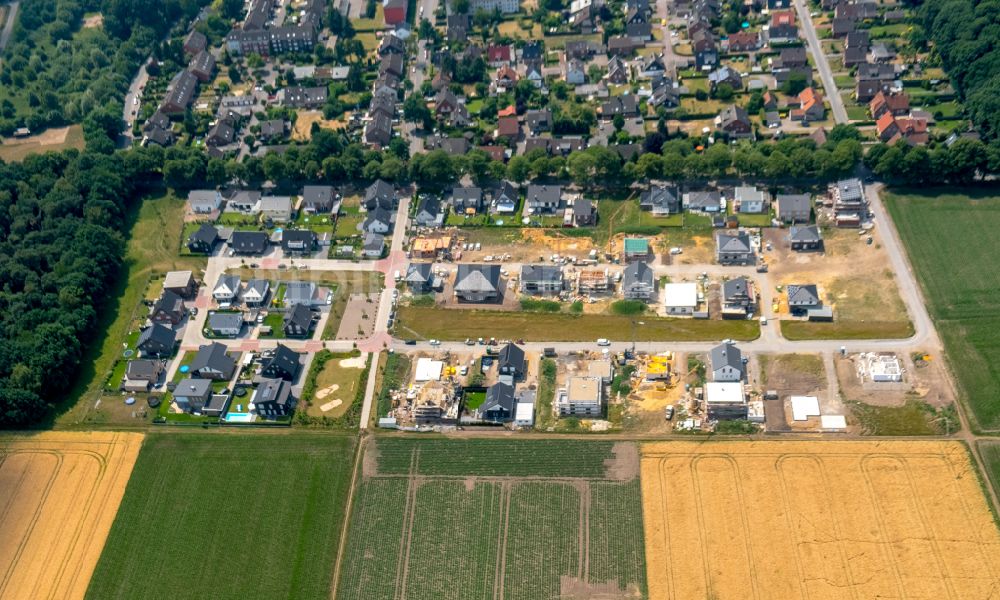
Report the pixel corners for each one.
[225,412,254,423]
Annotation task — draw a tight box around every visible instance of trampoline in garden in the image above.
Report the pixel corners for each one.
[125,397,136,405]
[122,349,134,358]
[179,365,190,374]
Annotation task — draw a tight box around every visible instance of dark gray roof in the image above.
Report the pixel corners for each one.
[282,229,317,250]
[777,193,811,214]
[230,231,269,254]
[284,303,314,330]
[481,382,516,415]
[499,343,525,372]
[623,260,654,288]
[789,224,822,243]
[126,359,161,381]
[188,222,219,247]
[640,185,680,212]
[710,342,743,373]
[717,232,753,253]
[175,377,212,398]
[520,264,563,284]
[363,232,385,251]
[415,195,442,220]
[405,262,433,283]
[365,179,395,209]
[153,290,186,317]
[190,342,235,375]
[455,264,501,293]
[137,323,175,352]
[263,344,301,380]
[722,277,750,301]
[208,312,243,332]
[525,184,561,205]
[787,284,820,306]
[301,185,335,211]
[256,377,293,406]
[687,190,721,209]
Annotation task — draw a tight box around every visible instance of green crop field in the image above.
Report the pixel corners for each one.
[981,442,1000,507]
[396,305,759,342]
[885,188,1000,430]
[87,433,356,599]
[335,438,646,600]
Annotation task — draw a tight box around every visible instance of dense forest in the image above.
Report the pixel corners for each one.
[0,149,163,427]
[919,0,1000,141]
[0,0,209,135]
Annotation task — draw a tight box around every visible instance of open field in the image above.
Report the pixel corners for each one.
[87,433,356,599]
[57,192,206,427]
[641,440,1000,600]
[0,432,142,600]
[0,125,85,162]
[884,188,1000,429]
[982,441,1000,509]
[396,305,759,342]
[336,438,646,600]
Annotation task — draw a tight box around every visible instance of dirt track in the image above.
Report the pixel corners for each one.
[641,440,1000,600]
[0,432,142,600]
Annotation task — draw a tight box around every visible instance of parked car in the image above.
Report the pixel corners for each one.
[596,338,611,346]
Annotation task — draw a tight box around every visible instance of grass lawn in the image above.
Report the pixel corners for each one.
[55,191,207,427]
[847,398,941,435]
[0,124,85,162]
[834,75,855,89]
[845,104,870,121]
[781,319,914,340]
[396,305,759,342]
[87,433,357,600]
[464,390,487,410]
[260,311,285,337]
[868,23,910,38]
[302,351,367,418]
[885,188,1000,430]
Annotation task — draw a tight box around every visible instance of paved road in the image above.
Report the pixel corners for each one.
[0,1,19,71]
[792,0,848,124]
[121,66,150,147]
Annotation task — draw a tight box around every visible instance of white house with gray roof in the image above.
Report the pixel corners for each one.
[454,264,502,303]
[213,274,242,304]
[710,342,745,382]
[716,232,755,265]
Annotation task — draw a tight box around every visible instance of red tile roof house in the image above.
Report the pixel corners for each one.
[383,0,407,25]
[869,90,910,120]
[487,44,512,66]
[724,31,760,52]
[876,113,929,145]
[496,116,521,140]
[790,88,825,123]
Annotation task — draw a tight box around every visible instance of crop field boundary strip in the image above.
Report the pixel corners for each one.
[335,438,646,600]
[640,441,1000,600]
[0,432,143,600]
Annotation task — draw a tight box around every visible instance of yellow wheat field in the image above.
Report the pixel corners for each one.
[641,441,1000,600]
[0,432,142,600]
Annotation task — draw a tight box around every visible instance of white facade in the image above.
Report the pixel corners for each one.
[663,282,698,315]
[556,376,603,417]
[514,402,535,427]
[469,0,520,13]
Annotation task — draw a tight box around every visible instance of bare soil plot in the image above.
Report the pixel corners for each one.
[759,353,826,395]
[765,227,914,339]
[641,440,1000,600]
[0,432,142,600]
[292,110,344,140]
[0,125,85,162]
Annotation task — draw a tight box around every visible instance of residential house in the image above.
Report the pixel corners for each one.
[190,342,236,380]
[607,35,643,56]
[452,186,484,214]
[447,13,471,40]
[405,262,436,293]
[365,179,396,210]
[870,91,909,119]
[790,87,825,123]
[279,86,328,108]
[601,95,639,119]
[639,54,667,79]
[364,113,393,148]
[606,56,630,84]
[692,30,719,69]
[767,11,798,44]
[184,30,207,55]
[492,181,519,214]
[775,193,812,223]
[136,323,176,357]
[254,377,296,417]
[869,43,895,64]
[188,50,215,83]
[722,277,755,318]
[525,184,562,214]
[123,359,164,393]
[229,231,269,255]
[281,229,318,255]
[478,382,516,422]
[300,185,337,214]
[715,105,753,138]
[627,21,652,41]
[163,270,198,299]
[242,279,270,306]
[685,190,723,212]
[716,232,755,265]
[378,31,405,56]
[173,379,214,413]
[877,113,929,145]
[383,0,407,24]
[710,342,744,381]
[775,47,807,69]
[160,70,198,114]
[565,58,586,85]
[283,303,315,337]
[623,237,650,262]
[708,66,743,91]
[494,65,519,92]
[496,115,521,140]
[845,30,870,50]
[520,265,564,295]
[789,225,823,251]
[640,185,681,215]
[414,196,445,227]
[725,30,760,52]
[622,261,656,300]
[213,274,242,304]
[734,186,769,214]
[831,17,855,37]
[787,284,821,314]
[284,282,329,307]
[570,198,596,226]
[186,223,219,255]
[836,1,877,20]
[228,189,261,212]
[832,177,866,225]
[556,376,603,417]
[565,40,600,60]
[761,91,778,111]
[205,118,235,147]
[664,282,699,315]
[188,190,222,214]
[362,207,393,234]
[498,343,526,385]
[523,60,544,88]
[649,78,680,108]
[487,44,512,67]
[454,264,502,303]
[208,312,244,337]
[151,290,187,326]
[363,232,385,258]
[258,196,293,223]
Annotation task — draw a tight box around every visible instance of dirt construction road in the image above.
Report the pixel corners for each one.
[0,432,143,600]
